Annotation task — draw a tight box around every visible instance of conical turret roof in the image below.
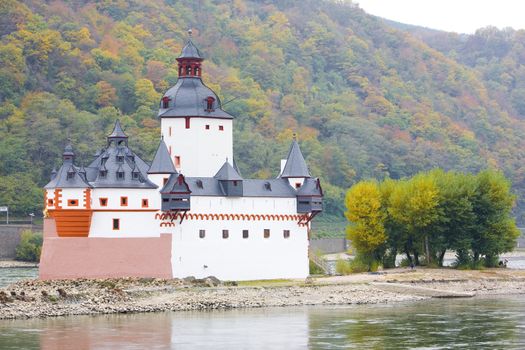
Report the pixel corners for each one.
[148,138,177,174]
[214,160,243,181]
[108,120,128,139]
[178,39,202,59]
[280,139,311,178]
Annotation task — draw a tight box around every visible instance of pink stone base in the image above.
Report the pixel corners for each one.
[39,220,173,280]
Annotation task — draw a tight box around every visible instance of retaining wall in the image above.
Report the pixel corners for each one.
[0,225,42,259]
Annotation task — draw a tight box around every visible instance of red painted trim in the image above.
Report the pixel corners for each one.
[68,199,79,206]
[185,117,190,129]
[112,218,120,230]
[142,199,149,208]
[120,196,128,207]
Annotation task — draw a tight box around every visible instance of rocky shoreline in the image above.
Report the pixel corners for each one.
[1,268,524,320]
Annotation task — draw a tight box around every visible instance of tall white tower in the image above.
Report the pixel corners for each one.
[158,32,234,177]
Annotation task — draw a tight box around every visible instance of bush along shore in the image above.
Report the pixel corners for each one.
[1,269,525,320]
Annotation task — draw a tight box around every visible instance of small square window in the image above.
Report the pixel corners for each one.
[283,230,290,239]
[47,199,54,206]
[113,218,120,230]
[68,199,78,206]
[120,197,128,206]
[223,230,229,239]
[99,198,108,207]
[142,199,149,208]
[205,124,210,130]
[117,171,125,180]
[264,229,270,239]
[199,229,205,239]
[219,125,224,131]
[295,183,301,189]
[243,230,249,239]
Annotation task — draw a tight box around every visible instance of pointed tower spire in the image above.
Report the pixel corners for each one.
[148,138,177,174]
[176,29,203,78]
[107,120,128,146]
[62,140,75,163]
[280,138,311,178]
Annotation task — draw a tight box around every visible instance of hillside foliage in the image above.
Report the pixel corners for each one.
[1,0,525,226]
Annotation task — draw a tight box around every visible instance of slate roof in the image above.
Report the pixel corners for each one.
[160,174,191,194]
[184,177,296,197]
[108,120,128,139]
[297,178,323,197]
[178,39,203,59]
[158,78,233,119]
[280,140,311,178]
[44,145,91,189]
[148,139,177,174]
[87,144,156,189]
[214,161,243,181]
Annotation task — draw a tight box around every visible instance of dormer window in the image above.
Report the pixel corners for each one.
[99,170,107,179]
[233,180,238,186]
[116,155,124,163]
[162,96,170,109]
[205,96,215,112]
[117,171,125,180]
[132,171,139,180]
[67,171,75,180]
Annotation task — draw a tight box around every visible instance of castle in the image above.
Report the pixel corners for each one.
[40,35,323,281]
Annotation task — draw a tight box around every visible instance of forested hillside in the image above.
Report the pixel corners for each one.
[1,0,525,226]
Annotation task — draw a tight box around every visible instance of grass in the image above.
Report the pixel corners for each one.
[236,279,294,287]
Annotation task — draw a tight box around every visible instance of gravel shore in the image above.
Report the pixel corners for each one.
[1,268,524,320]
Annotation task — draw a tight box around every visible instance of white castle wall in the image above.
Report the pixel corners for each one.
[89,188,159,238]
[60,188,87,209]
[167,196,308,280]
[161,117,233,177]
[170,219,309,281]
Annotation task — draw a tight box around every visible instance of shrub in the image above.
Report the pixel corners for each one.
[309,260,325,275]
[335,258,353,275]
[15,230,43,262]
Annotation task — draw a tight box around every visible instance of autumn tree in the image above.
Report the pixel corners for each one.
[345,181,387,270]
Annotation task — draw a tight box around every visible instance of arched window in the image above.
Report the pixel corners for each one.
[186,66,192,75]
[194,67,199,76]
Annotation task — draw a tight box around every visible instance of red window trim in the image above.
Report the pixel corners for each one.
[120,196,128,207]
[142,199,149,208]
[185,117,190,129]
[68,199,79,206]
[99,198,108,207]
[47,199,54,206]
[219,125,224,131]
[113,218,120,230]
[205,124,210,130]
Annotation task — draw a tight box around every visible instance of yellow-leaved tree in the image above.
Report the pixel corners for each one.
[345,181,387,270]
[388,173,439,265]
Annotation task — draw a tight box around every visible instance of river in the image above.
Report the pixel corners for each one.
[0,296,524,349]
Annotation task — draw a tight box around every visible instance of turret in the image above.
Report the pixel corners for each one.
[279,136,311,189]
[160,174,191,212]
[214,160,243,197]
[148,137,177,188]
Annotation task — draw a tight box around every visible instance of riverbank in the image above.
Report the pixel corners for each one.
[0,260,38,268]
[1,268,524,319]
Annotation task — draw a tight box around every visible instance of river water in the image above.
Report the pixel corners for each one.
[0,296,524,349]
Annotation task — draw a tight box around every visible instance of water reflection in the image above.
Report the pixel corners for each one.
[0,297,524,349]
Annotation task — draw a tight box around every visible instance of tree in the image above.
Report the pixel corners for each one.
[345,181,387,269]
[388,173,440,265]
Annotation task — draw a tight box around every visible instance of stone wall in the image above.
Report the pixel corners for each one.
[310,238,348,254]
[0,225,42,259]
